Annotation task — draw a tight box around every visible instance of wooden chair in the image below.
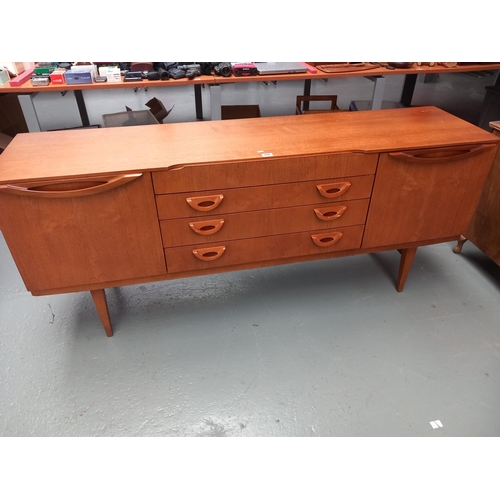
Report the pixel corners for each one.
[296,95,340,115]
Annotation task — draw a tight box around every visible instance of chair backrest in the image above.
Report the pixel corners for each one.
[296,95,339,114]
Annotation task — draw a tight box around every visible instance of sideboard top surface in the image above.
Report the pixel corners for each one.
[0,106,498,184]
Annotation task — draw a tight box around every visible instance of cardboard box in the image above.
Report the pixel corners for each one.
[65,71,93,85]
[34,66,56,75]
[0,68,10,85]
[71,63,97,78]
[145,97,174,123]
[99,66,121,82]
[103,109,159,127]
[50,69,66,84]
[9,69,34,87]
[102,98,174,127]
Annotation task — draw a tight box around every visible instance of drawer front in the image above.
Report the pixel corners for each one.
[165,225,365,273]
[152,153,378,194]
[160,199,369,247]
[156,175,374,220]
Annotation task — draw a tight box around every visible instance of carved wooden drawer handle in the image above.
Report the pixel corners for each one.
[314,205,347,220]
[0,173,142,198]
[192,246,226,261]
[186,194,224,211]
[311,231,343,247]
[388,144,495,163]
[316,181,351,198]
[189,219,225,235]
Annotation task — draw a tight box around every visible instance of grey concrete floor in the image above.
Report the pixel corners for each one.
[1,69,500,437]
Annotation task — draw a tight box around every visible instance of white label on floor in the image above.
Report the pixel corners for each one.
[430,420,443,429]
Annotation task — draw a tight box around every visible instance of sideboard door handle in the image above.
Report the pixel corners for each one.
[314,205,348,220]
[189,219,225,235]
[388,144,496,163]
[192,246,226,261]
[311,231,343,247]
[186,194,224,211]
[316,181,351,198]
[0,174,142,198]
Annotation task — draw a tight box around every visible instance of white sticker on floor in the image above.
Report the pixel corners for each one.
[430,420,443,429]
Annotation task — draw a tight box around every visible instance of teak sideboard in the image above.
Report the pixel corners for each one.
[0,107,498,336]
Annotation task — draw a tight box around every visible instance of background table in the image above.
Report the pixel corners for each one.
[211,63,500,119]
[0,75,216,132]
[1,63,499,130]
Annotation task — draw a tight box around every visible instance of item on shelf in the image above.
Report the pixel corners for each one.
[123,71,143,82]
[0,68,10,85]
[9,69,35,87]
[65,70,93,85]
[31,76,50,87]
[168,68,186,80]
[315,62,380,73]
[155,68,170,80]
[50,68,66,84]
[232,63,258,76]
[146,71,160,81]
[131,62,154,72]
[254,62,307,75]
[177,64,201,79]
[213,62,232,77]
[71,63,97,78]
[94,75,107,83]
[387,62,414,68]
[199,62,214,75]
[0,62,35,76]
[98,66,121,82]
[34,66,56,75]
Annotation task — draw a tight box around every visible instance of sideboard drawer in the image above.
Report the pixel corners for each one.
[160,199,369,247]
[156,175,374,220]
[165,225,365,273]
[152,153,378,194]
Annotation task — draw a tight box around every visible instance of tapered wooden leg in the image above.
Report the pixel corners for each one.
[90,289,113,337]
[396,247,417,292]
[453,235,468,254]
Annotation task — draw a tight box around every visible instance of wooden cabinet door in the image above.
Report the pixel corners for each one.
[0,173,166,292]
[362,144,498,248]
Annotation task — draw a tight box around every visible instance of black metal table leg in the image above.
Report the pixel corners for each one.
[303,80,312,111]
[194,84,203,119]
[400,74,418,107]
[74,90,90,127]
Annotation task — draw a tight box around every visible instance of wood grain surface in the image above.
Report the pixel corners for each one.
[0,172,166,291]
[0,107,498,184]
[362,144,498,248]
[465,127,500,265]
